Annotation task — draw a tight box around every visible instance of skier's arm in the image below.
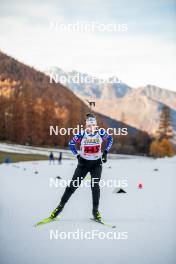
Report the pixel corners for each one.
[99,129,113,152]
[69,133,83,156]
[104,134,113,152]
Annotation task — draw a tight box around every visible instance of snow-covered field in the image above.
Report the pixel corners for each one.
[0,142,73,159]
[0,142,142,160]
[0,150,176,264]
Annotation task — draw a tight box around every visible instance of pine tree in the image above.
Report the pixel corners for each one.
[156,105,174,140]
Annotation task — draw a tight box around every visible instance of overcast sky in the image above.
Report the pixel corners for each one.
[0,0,176,91]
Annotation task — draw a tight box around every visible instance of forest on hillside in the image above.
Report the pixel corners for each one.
[0,51,153,155]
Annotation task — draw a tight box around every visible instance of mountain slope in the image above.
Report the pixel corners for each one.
[136,85,176,110]
[0,51,148,153]
[46,67,132,99]
[94,93,176,135]
[46,67,176,135]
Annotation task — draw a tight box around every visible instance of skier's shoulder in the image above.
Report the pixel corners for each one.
[98,128,108,137]
[72,130,85,141]
[98,128,113,141]
[76,129,85,137]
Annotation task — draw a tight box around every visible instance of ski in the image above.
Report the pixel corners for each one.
[90,218,116,229]
[35,216,116,228]
[35,216,62,227]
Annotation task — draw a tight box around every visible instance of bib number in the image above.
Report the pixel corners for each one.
[84,145,100,154]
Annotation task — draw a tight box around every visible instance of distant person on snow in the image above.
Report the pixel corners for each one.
[49,113,113,221]
[58,152,62,164]
[49,152,54,165]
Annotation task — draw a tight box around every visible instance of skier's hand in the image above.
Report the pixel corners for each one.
[102,150,108,163]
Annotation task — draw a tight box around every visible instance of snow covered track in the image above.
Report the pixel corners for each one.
[0,142,143,160]
[0,156,176,264]
[0,142,73,159]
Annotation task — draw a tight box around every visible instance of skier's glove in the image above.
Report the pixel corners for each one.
[102,150,108,163]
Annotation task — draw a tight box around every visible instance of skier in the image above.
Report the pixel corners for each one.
[49,152,54,165]
[58,152,62,164]
[50,113,113,221]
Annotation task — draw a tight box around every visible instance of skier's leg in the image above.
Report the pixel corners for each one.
[60,164,88,205]
[90,161,102,215]
[50,163,88,218]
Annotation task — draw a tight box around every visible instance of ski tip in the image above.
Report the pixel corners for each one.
[34,216,62,227]
[34,217,52,227]
[34,222,40,227]
[34,222,43,227]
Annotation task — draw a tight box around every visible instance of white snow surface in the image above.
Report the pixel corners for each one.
[0,152,176,264]
[0,143,73,159]
[0,142,142,160]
